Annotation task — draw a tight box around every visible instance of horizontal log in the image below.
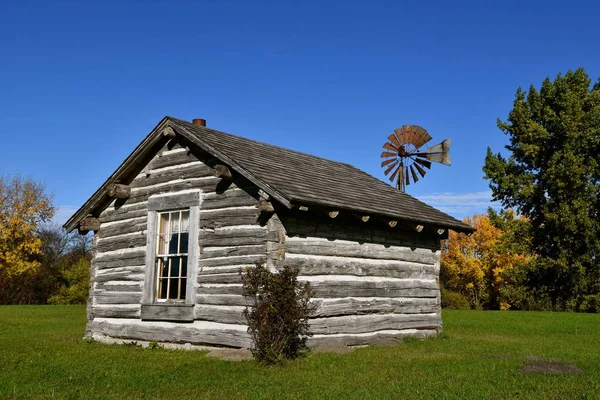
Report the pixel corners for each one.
[96,234,147,253]
[92,248,146,269]
[95,283,143,293]
[94,256,147,271]
[141,304,194,322]
[90,318,252,348]
[91,305,140,319]
[198,255,266,268]
[195,305,246,324]
[311,297,440,317]
[307,280,439,298]
[197,284,244,295]
[94,291,142,305]
[285,238,438,264]
[197,273,242,284]
[97,220,146,239]
[198,233,267,247]
[128,179,220,204]
[196,294,252,306]
[132,163,214,188]
[94,267,145,284]
[200,245,266,259]
[309,313,441,335]
[307,329,438,347]
[199,214,260,229]
[202,194,258,210]
[146,149,204,171]
[99,204,148,223]
[285,255,437,280]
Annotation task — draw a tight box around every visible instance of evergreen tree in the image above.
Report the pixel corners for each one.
[483,68,600,310]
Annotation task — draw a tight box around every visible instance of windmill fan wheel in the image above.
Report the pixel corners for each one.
[380,125,451,192]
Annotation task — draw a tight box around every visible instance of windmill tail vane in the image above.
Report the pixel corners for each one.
[380,125,451,192]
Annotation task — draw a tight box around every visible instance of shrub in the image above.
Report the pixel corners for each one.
[440,287,471,310]
[240,264,314,364]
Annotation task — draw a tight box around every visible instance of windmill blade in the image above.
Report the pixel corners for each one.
[414,157,432,169]
[403,125,416,146]
[389,164,400,183]
[381,158,397,167]
[413,127,432,149]
[394,127,406,144]
[387,133,402,149]
[405,166,410,186]
[384,160,399,175]
[381,151,397,158]
[413,162,427,177]
[409,165,419,183]
[383,142,399,152]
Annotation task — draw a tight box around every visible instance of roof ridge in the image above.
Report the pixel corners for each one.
[167,116,361,169]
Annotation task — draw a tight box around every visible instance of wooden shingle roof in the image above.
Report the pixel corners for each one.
[64,116,473,233]
[167,117,473,233]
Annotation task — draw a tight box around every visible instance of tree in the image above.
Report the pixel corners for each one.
[0,175,54,303]
[440,212,532,310]
[483,68,600,310]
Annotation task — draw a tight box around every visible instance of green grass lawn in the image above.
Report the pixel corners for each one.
[1,306,599,399]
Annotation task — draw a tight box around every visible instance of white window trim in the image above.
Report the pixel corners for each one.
[141,190,200,321]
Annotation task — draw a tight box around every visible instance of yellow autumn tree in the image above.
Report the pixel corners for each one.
[440,211,532,310]
[0,175,54,284]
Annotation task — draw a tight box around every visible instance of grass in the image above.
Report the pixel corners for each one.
[1,306,599,399]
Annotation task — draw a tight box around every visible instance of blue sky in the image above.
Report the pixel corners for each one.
[1,0,599,223]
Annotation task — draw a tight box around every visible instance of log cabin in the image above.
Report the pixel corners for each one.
[64,116,474,348]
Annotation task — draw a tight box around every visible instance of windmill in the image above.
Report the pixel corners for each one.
[380,125,451,192]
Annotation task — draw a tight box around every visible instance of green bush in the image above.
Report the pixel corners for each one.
[240,264,315,364]
[440,288,471,310]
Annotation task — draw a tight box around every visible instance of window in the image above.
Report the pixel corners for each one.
[156,210,189,301]
[141,190,200,322]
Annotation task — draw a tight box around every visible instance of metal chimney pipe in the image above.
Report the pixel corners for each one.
[192,118,206,127]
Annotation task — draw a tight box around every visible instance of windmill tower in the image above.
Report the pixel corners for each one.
[381,125,451,192]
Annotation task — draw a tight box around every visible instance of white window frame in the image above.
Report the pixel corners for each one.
[154,209,191,303]
[141,191,200,321]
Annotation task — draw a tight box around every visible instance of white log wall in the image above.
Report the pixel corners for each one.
[88,140,264,347]
[279,213,443,347]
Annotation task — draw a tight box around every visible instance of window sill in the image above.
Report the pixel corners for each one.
[141,303,194,322]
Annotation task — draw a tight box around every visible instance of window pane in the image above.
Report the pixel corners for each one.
[169,233,179,254]
[181,211,190,232]
[169,256,180,278]
[169,278,179,299]
[170,212,179,233]
[158,278,168,300]
[179,232,189,254]
[180,278,187,300]
[181,256,188,277]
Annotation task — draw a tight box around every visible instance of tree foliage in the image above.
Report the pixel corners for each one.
[483,68,600,310]
[0,174,90,305]
[0,175,54,279]
[440,211,533,310]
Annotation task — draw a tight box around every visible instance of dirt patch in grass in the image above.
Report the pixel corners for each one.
[205,348,254,361]
[520,356,584,375]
